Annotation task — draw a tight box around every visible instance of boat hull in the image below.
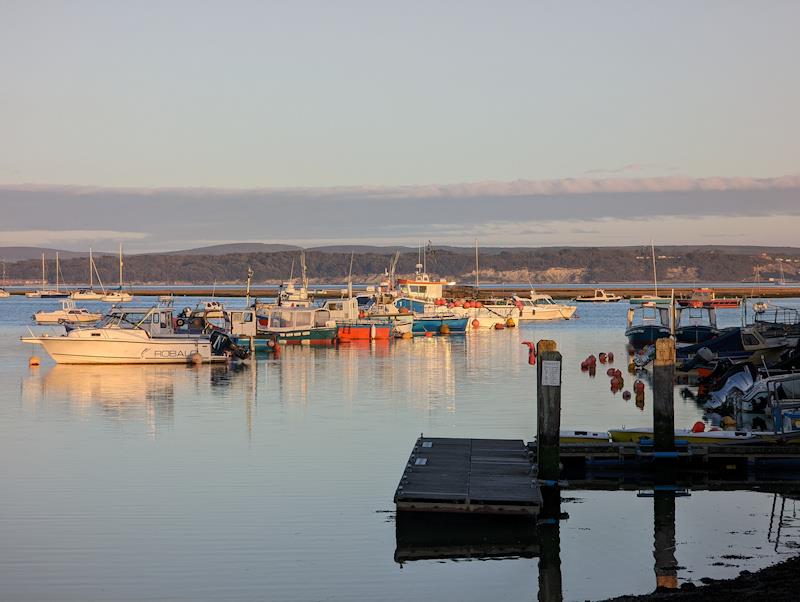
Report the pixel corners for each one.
[21,335,215,364]
[411,317,468,334]
[625,325,671,348]
[34,313,102,324]
[609,428,759,445]
[337,322,393,341]
[259,326,338,345]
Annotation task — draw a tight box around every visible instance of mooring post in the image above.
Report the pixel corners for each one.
[653,338,676,453]
[536,339,562,482]
[653,490,678,591]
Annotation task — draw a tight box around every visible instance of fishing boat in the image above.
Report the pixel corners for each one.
[628,242,671,305]
[26,253,69,298]
[674,304,718,344]
[33,299,102,324]
[625,302,671,348]
[100,244,133,303]
[256,306,338,345]
[70,248,105,300]
[512,292,576,321]
[676,288,740,309]
[319,297,396,340]
[21,305,247,364]
[574,289,623,303]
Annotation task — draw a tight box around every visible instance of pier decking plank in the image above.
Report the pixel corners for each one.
[395,437,541,515]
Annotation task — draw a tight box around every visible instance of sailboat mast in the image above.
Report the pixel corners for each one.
[651,242,658,297]
[41,253,45,289]
[119,243,123,289]
[475,238,479,290]
[56,252,60,292]
[89,248,93,289]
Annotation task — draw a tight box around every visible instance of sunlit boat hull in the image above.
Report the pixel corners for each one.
[608,427,760,445]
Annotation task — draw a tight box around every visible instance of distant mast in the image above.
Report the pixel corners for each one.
[475,238,479,290]
[55,251,60,293]
[651,241,658,297]
[119,243,124,289]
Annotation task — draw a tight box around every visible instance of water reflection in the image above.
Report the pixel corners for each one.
[20,362,256,435]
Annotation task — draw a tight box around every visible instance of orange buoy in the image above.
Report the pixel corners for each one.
[691,421,705,433]
[475,301,483,308]
[439,324,450,335]
[494,322,505,330]
[599,353,607,364]
[505,317,516,327]
[399,307,410,314]
[425,331,434,337]
[607,352,615,363]
[401,331,413,339]
[633,379,645,393]
[28,356,41,367]
[521,341,536,365]
[471,319,480,329]
[606,368,615,376]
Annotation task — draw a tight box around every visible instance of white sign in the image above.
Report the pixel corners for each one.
[541,360,561,387]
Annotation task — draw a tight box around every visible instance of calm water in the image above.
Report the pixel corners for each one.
[2,296,800,601]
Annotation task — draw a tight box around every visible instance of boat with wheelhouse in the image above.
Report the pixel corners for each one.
[257,306,338,345]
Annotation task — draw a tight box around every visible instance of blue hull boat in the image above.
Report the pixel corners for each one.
[412,316,468,335]
[625,324,671,348]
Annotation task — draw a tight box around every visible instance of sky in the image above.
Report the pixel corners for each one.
[1,1,799,251]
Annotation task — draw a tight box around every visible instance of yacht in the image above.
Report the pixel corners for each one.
[512,292,577,321]
[33,299,103,325]
[70,248,105,300]
[22,305,246,364]
[574,289,623,303]
[100,244,133,302]
[26,252,69,298]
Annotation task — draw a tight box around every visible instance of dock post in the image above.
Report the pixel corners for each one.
[536,340,562,482]
[538,517,563,601]
[653,338,676,453]
[653,491,678,591]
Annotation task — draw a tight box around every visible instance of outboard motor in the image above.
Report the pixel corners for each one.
[209,330,251,360]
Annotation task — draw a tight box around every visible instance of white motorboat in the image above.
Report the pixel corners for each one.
[574,289,623,303]
[21,305,244,364]
[513,292,576,321]
[33,299,103,324]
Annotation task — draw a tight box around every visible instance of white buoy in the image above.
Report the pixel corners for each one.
[370,324,376,340]
[188,352,203,365]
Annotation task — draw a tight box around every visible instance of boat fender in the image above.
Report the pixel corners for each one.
[471,319,480,329]
[521,341,536,366]
[691,421,705,433]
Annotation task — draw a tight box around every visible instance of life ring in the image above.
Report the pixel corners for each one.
[176,318,186,327]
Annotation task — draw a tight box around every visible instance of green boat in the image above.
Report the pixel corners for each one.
[256,306,338,346]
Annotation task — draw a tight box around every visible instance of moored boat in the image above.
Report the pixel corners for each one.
[33,299,102,325]
[574,289,623,303]
[676,288,740,309]
[21,305,247,364]
[608,426,760,445]
[257,306,338,345]
[512,292,576,321]
[625,303,671,348]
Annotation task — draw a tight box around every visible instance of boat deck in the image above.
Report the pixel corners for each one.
[394,437,542,516]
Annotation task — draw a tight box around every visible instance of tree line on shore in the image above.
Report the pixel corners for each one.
[4,248,797,284]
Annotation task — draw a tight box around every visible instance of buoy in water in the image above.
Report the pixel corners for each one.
[425,331,434,338]
[494,322,505,330]
[606,368,615,376]
[28,356,41,367]
[691,421,705,433]
[633,379,645,393]
[471,319,480,329]
[622,390,631,400]
[599,353,607,364]
[505,317,516,327]
[607,352,615,363]
[401,331,413,339]
[439,324,450,335]
[628,361,636,374]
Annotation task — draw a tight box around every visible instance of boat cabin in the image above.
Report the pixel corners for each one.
[319,297,361,322]
[258,307,335,332]
[396,264,454,300]
[100,306,178,336]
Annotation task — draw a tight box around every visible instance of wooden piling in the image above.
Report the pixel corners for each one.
[537,340,562,482]
[653,338,676,454]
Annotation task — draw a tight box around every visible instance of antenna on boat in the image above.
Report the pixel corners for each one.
[245,266,253,307]
[301,250,308,291]
[347,250,354,298]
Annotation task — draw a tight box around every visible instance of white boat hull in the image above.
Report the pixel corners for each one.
[518,305,577,321]
[70,291,104,300]
[34,313,102,324]
[22,332,214,364]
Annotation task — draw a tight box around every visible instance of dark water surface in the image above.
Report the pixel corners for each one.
[2,296,800,601]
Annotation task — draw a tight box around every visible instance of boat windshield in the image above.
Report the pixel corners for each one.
[532,296,556,305]
[98,311,151,329]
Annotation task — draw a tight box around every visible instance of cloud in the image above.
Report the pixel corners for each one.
[584,163,680,175]
[0,230,148,246]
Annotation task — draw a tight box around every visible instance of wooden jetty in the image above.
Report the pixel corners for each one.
[394,437,541,516]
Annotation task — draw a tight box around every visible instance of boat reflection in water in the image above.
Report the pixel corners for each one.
[21,362,255,435]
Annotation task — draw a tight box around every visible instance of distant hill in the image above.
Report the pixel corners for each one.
[4,245,800,285]
[0,247,114,262]
[165,243,301,255]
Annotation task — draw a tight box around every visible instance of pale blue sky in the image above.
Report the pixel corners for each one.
[1,1,798,249]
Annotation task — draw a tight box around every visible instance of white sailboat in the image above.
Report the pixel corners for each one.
[70,248,105,300]
[629,242,672,305]
[0,258,9,297]
[26,253,69,298]
[100,244,133,302]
